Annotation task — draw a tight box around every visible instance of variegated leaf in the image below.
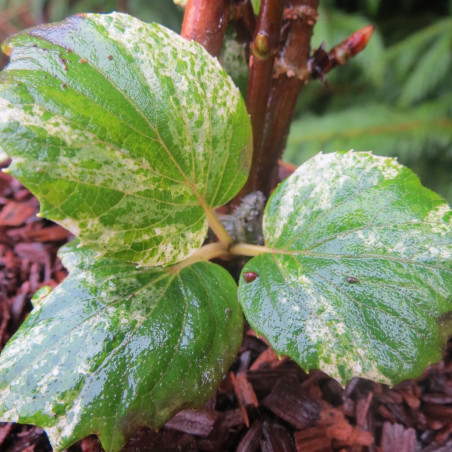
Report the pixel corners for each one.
[239,151,452,386]
[0,12,252,266]
[0,241,243,452]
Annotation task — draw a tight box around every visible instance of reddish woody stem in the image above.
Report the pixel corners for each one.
[238,0,285,200]
[181,0,232,57]
[231,0,257,44]
[252,0,319,197]
[116,0,128,13]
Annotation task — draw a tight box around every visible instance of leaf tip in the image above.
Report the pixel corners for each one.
[1,42,11,57]
[31,286,52,307]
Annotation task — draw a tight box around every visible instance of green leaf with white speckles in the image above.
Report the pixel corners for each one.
[0,12,252,266]
[239,151,452,386]
[220,34,249,98]
[0,241,243,452]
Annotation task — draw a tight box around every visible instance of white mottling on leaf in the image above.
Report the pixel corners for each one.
[265,151,406,248]
[242,151,451,388]
[0,246,243,451]
[426,203,451,236]
[1,12,251,267]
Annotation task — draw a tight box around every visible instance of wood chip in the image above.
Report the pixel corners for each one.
[294,426,333,452]
[13,188,30,202]
[164,409,220,437]
[435,423,452,443]
[250,347,280,370]
[19,446,34,452]
[240,334,268,355]
[237,349,253,374]
[0,299,11,347]
[6,426,46,452]
[0,422,13,445]
[262,380,321,429]
[197,421,228,451]
[247,366,300,395]
[376,388,403,405]
[380,422,416,452]
[422,393,452,404]
[0,201,36,226]
[423,403,452,422]
[321,407,373,447]
[80,435,102,452]
[260,421,296,452]
[223,408,245,429]
[237,419,262,452]
[230,371,258,427]
[22,225,71,242]
[422,439,452,452]
[14,243,50,264]
[378,404,397,423]
[401,388,421,409]
[355,392,373,427]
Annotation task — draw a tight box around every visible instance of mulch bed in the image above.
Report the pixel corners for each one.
[0,162,451,452]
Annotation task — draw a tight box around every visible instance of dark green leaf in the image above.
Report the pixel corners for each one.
[239,151,452,386]
[0,242,243,451]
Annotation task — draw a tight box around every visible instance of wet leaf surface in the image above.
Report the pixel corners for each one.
[0,12,252,266]
[0,242,243,451]
[239,151,452,386]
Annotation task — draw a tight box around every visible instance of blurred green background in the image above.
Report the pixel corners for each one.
[287,0,452,203]
[0,1,184,71]
[1,0,451,201]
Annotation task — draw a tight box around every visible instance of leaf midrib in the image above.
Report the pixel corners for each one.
[7,269,174,389]
[13,32,214,216]
[265,249,449,272]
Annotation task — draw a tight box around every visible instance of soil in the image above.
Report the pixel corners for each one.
[0,162,451,452]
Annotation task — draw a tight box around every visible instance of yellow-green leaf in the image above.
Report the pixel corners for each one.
[0,12,252,266]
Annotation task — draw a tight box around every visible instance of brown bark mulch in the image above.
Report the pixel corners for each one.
[0,163,451,452]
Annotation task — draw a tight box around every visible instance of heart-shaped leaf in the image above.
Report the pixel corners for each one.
[0,242,243,451]
[0,12,252,266]
[239,151,452,386]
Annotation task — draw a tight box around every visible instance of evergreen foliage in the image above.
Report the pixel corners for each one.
[286,2,452,202]
[1,1,449,202]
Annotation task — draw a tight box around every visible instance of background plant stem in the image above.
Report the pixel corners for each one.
[182,0,370,209]
[237,0,285,201]
[181,0,232,56]
[257,0,319,197]
[231,0,257,44]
